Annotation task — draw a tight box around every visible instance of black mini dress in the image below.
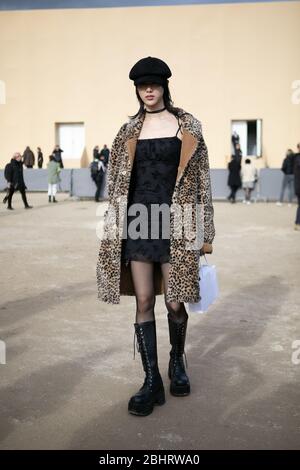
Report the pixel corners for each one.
[121,119,182,265]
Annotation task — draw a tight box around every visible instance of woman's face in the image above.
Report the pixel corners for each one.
[137,82,164,108]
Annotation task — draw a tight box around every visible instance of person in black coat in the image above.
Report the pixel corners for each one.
[227,154,242,203]
[52,145,64,169]
[37,147,44,168]
[294,143,300,230]
[277,149,295,205]
[232,131,240,154]
[93,145,100,160]
[22,146,35,168]
[90,157,106,202]
[99,144,110,167]
[4,152,33,210]
[234,143,242,163]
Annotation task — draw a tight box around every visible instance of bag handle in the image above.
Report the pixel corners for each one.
[199,254,209,267]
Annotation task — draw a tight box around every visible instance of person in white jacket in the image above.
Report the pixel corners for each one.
[241,158,258,204]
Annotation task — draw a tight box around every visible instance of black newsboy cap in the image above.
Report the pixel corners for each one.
[129,56,172,86]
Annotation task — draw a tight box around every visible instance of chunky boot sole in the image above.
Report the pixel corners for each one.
[168,365,190,397]
[128,388,166,416]
[170,383,190,397]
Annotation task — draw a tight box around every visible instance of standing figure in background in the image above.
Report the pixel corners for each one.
[22,146,35,168]
[52,145,64,169]
[4,152,33,210]
[241,158,258,204]
[93,145,100,160]
[47,155,61,203]
[293,143,300,231]
[90,155,106,202]
[227,154,242,203]
[37,147,44,168]
[232,131,240,155]
[100,144,110,168]
[234,143,242,163]
[276,149,295,206]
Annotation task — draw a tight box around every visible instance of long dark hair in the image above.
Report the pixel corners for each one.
[128,81,182,120]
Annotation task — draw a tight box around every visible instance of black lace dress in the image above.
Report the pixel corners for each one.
[121,121,182,265]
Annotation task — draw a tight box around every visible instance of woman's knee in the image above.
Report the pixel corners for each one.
[165,300,186,316]
[136,294,155,315]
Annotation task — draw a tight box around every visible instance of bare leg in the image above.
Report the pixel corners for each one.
[245,188,253,202]
[130,260,156,323]
[160,262,188,323]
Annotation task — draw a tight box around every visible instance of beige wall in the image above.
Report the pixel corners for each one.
[0,1,299,169]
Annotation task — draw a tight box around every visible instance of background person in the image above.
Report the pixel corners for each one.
[93,145,100,160]
[52,145,64,169]
[276,149,295,206]
[22,146,35,168]
[90,155,106,202]
[241,158,258,204]
[37,147,44,168]
[4,152,33,210]
[227,154,241,203]
[99,144,110,167]
[47,155,61,203]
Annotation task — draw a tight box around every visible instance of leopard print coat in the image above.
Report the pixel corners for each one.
[96,107,215,304]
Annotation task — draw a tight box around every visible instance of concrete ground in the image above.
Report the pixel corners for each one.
[0,192,299,450]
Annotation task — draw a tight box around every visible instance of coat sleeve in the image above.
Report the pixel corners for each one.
[106,122,127,201]
[197,123,215,245]
[281,158,287,174]
[4,163,11,182]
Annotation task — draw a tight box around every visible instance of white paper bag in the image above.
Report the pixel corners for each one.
[186,260,219,313]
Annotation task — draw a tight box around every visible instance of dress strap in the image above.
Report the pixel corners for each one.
[175,116,183,137]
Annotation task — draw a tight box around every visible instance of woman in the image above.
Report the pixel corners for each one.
[47,155,61,203]
[52,145,64,169]
[227,154,241,203]
[241,158,258,204]
[96,56,215,416]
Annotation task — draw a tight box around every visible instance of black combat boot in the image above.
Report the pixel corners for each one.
[53,196,57,203]
[128,320,165,416]
[21,191,32,209]
[48,196,52,203]
[167,313,190,396]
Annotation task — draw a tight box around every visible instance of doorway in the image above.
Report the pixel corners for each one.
[55,122,85,160]
[231,119,262,158]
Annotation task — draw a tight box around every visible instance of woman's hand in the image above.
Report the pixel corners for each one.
[200,243,213,256]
